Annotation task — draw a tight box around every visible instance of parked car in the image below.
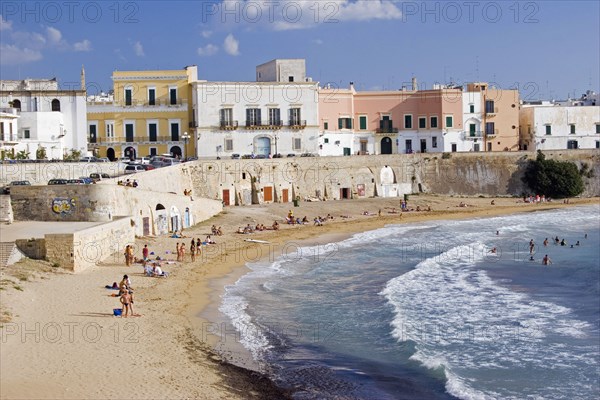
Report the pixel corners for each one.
[79,156,99,162]
[48,178,68,185]
[287,153,297,157]
[272,153,283,158]
[230,153,241,160]
[89,173,111,182]
[67,178,90,185]
[150,156,181,168]
[255,154,267,159]
[134,157,151,165]
[2,180,31,194]
[78,177,95,184]
[117,157,133,164]
[142,164,155,171]
[300,153,318,157]
[97,157,110,162]
[124,164,146,174]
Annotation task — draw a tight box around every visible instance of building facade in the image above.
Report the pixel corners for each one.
[87,66,197,160]
[520,103,600,150]
[0,77,87,160]
[193,60,319,158]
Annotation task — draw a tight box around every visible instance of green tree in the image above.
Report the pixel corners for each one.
[522,151,585,198]
[36,146,47,160]
[63,149,82,161]
[15,150,30,160]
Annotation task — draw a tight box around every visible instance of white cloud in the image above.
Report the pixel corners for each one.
[133,41,145,56]
[215,0,402,31]
[46,27,62,44]
[198,44,219,56]
[313,39,324,45]
[223,34,239,56]
[0,44,43,65]
[201,30,213,38]
[0,15,13,31]
[74,39,92,52]
[11,30,47,49]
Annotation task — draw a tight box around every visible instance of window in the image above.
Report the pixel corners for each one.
[12,99,21,111]
[170,122,180,141]
[324,122,329,130]
[570,124,576,134]
[89,124,97,143]
[324,138,329,144]
[445,116,453,128]
[338,118,353,129]
[0,122,4,141]
[125,87,132,106]
[169,87,177,105]
[225,139,233,151]
[469,124,476,136]
[220,108,233,126]
[485,122,495,136]
[469,104,475,113]
[269,108,281,126]
[246,108,262,126]
[125,123,134,142]
[293,138,302,150]
[432,136,438,148]
[596,124,600,134]
[418,117,426,129]
[51,99,61,112]
[288,76,294,82]
[149,148,157,156]
[404,115,413,129]
[596,141,600,149]
[148,122,158,142]
[148,88,156,105]
[430,116,438,128]
[289,108,301,126]
[106,121,115,140]
[24,129,30,139]
[545,125,552,135]
[485,100,495,113]
[359,116,367,130]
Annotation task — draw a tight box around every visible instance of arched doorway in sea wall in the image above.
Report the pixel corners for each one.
[155,204,168,235]
[170,206,181,233]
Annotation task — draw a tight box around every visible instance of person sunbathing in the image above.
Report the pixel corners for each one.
[272,221,280,230]
[236,227,245,234]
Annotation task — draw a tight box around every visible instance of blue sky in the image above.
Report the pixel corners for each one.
[1,0,598,100]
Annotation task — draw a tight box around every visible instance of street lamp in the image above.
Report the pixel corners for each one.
[182,131,190,160]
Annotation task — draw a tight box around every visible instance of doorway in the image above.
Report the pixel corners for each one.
[381,137,392,154]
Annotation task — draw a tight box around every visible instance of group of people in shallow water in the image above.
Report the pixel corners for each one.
[527,234,586,265]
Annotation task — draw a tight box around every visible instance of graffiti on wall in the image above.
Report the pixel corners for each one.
[52,198,76,215]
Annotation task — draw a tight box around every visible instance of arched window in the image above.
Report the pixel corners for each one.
[11,99,21,111]
[51,99,61,112]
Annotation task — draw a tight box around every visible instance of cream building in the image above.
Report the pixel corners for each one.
[87,66,197,160]
[520,103,600,151]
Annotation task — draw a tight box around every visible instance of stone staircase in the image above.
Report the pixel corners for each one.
[0,242,21,268]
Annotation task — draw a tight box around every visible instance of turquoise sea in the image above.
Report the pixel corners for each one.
[219,205,600,399]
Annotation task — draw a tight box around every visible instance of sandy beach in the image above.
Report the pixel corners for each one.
[1,195,598,399]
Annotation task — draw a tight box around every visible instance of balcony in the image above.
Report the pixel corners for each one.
[94,136,188,145]
[462,131,484,140]
[245,120,283,130]
[289,120,307,129]
[375,127,399,134]
[220,121,239,130]
[87,99,189,112]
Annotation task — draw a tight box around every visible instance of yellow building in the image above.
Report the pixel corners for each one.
[87,66,197,160]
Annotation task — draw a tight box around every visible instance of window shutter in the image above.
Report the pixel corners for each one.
[338,118,343,129]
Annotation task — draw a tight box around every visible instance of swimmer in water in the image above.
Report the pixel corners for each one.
[543,238,548,247]
[542,255,552,265]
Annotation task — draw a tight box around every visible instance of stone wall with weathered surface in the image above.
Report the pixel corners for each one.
[15,238,46,260]
[0,162,126,186]
[0,195,13,224]
[10,184,222,236]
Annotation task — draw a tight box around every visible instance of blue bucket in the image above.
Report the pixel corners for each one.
[113,308,122,316]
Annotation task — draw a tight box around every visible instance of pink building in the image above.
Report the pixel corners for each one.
[318,82,463,155]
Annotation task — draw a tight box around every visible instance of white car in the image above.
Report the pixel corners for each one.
[124,164,145,174]
[135,157,151,165]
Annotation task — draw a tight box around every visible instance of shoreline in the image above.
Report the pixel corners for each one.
[1,195,598,399]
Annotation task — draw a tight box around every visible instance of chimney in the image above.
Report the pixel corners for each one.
[412,76,417,91]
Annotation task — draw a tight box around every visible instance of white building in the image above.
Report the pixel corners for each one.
[520,103,600,150]
[256,59,308,83]
[0,74,87,160]
[459,89,484,152]
[193,61,319,159]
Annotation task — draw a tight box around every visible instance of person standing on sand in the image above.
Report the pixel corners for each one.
[127,245,134,266]
[180,242,186,262]
[142,244,149,260]
[124,245,130,266]
[175,243,181,262]
[120,290,134,317]
[190,240,196,262]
